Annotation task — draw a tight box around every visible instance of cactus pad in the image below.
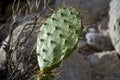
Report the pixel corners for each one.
[36,7,82,73]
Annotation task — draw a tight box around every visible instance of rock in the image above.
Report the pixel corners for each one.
[98,17,109,33]
[108,0,120,55]
[83,26,114,51]
[56,52,92,80]
[54,0,110,26]
[87,51,120,80]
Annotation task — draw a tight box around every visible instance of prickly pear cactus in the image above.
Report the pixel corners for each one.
[36,7,82,79]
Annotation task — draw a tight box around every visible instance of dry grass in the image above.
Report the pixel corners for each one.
[0,0,54,80]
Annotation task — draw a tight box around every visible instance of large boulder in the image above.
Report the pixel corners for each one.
[87,51,120,80]
[108,0,120,55]
[57,52,92,80]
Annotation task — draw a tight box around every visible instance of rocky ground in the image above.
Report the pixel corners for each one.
[1,0,120,80]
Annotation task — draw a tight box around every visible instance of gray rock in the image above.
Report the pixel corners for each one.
[56,52,92,80]
[108,0,120,55]
[98,17,109,33]
[87,51,120,80]
[83,26,113,51]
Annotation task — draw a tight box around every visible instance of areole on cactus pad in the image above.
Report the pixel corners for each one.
[36,7,82,75]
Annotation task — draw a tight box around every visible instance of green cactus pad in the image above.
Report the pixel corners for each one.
[37,7,82,73]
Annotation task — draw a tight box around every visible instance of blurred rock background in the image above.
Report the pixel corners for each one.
[1,0,120,80]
